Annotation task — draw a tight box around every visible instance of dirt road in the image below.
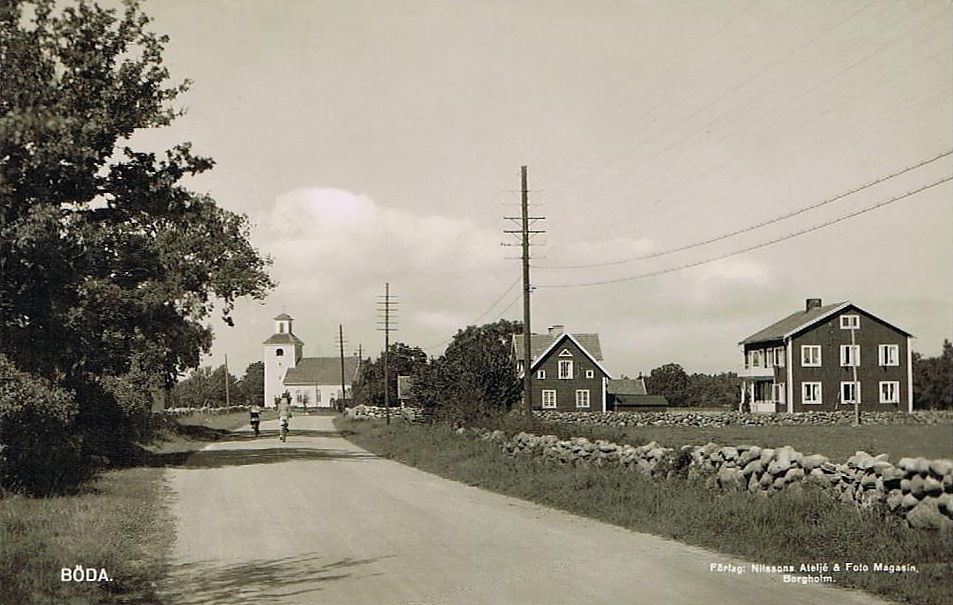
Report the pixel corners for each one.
[160,415,889,605]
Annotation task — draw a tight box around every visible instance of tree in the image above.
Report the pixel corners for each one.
[645,363,690,408]
[237,361,265,406]
[913,340,953,410]
[352,343,427,406]
[685,372,740,408]
[415,320,522,423]
[0,1,273,461]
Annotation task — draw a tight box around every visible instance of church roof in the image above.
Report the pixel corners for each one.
[263,332,304,346]
[274,313,294,320]
[283,356,361,386]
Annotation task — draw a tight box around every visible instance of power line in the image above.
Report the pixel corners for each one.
[421,276,521,351]
[539,149,952,270]
[538,175,951,289]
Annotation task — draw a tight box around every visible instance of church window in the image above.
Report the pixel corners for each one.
[276,349,284,357]
[279,323,285,333]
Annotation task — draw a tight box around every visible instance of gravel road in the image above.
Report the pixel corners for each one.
[159,415,890,605]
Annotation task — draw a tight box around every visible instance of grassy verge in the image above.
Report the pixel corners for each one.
[0,467,174,605]
[337,417,953,605]
[484,416,953,461]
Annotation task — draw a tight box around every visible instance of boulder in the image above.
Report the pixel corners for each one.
[801,454,828,471]
[901,493,919,509]
[929,459,953,477]
[906,497,953,531]
[717,466,745,490]
[886,490,904,511]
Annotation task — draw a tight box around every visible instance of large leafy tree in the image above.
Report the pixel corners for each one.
[645,363,690,408]
[352,342,428,406]
[913,340,953,410]
[0,0,274,389]
[415,320,522,423]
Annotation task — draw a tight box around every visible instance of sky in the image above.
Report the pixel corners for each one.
[126,0,952,378]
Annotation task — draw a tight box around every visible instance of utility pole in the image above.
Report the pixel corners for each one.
[504,166,545,417]
[224,354,231,407]
[377,283,398,425]
[337,325,348,413]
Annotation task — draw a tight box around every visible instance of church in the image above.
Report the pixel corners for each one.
[262,313,361,408]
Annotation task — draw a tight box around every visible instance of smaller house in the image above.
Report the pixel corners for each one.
[607,376,668,411]
[512,325,611,412]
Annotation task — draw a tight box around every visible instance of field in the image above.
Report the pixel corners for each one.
[337,417,953,605]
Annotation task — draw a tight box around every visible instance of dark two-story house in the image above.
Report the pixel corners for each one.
[512,325,611,412]
[739,298,913,413]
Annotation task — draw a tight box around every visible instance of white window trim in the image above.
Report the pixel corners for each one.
[879,381,900,404]
[878,344,899,367]
[840,345,860,367]
[558,360,573,379]
[772,382,786,403]
[536,369,546,379]
[801,345,821,367]
[776,347,786,368]
[802,382,822,405]
[575,389,590,409]
[840,381,861,404]
[542,389,557,409]
[585,369,595,378]
[840,315,860,329]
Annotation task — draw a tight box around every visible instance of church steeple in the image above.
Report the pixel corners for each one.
[263,312,304,407]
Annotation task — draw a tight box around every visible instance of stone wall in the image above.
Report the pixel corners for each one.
[535,409,953,428]
[346,404,425,422]
[466,428,953,530]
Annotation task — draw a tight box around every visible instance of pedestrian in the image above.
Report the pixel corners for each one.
[249,404,261,437]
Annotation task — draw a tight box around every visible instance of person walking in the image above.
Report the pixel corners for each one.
[276,394,292,441]
[248,404,261,437]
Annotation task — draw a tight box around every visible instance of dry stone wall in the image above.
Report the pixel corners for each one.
[535,409,953,428]
[466,428,953,531]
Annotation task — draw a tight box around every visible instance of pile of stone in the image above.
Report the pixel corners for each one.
[346,404,425,422]
[467,428,953,530]
[534,409,953,428]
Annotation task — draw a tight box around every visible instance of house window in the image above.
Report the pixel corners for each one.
[802,382,822,405]
[841,381,861,404]
[276,348,284,357]
[840,315,860,329]
[558,360,573,379]
[801,345,821,367]
[575,390,590,409]
[536,370,546,379]
[775,347,786,367]
[772,382,786,403]
[878,344,899,366]
[766,349,775,367]
[315,390,321,402]
[585,369,594,378]
[748,350,763,368]
[542,390,557,409]
[840,345,860,367]
[879,381,900,404]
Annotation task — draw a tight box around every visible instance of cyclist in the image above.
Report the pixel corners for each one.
[248,404,261,437]
[276,394,292,442]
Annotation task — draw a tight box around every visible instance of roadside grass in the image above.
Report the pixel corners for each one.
[338,417,953,605]
[485,416,953,462]
[0,467,174,605]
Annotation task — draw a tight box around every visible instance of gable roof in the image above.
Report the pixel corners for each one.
[606,378,647,396]
[263,332,305,346]
[512,332,604,362]
[283,356,360,386]
[740,301,912,345]
[514,332,611,377]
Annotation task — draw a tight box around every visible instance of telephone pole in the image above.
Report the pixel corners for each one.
[337,325,348,413]
[224,354,231,407]
[377,283,398,425]
[504,166,545,416]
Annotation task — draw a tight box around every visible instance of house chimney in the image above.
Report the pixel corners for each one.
[806,298,822,311]
[548,325,565,337]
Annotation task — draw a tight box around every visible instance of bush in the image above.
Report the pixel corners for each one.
[0,354,83,496]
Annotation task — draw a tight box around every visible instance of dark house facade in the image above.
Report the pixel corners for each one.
[512,326,610,412]
[739,299,913,413]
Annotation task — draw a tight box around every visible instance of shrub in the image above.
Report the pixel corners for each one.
[0,354,83,496]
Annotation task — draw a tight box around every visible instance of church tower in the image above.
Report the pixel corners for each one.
[263,313,304,407]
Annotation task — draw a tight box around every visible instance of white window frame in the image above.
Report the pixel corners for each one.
[801,345,821,367]
[802,382,822,405]
[585,369,594,379]
[541,390,557,409]
[748,350,763,368]
[575,389,590,409]
[879,381,900,404]
[840,381,861,404]
[775,347,785,367]
[878,344,899,367]
[840,345,860,367]
[558,359,573,379]
[536,369,546,379]
[772,382,786,403]
[840,315,860,329]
